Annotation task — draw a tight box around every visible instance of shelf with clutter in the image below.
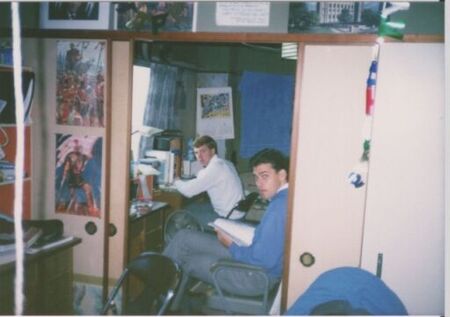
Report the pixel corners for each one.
[0,66,34,220]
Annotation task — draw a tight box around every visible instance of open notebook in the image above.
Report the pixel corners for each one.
[209,218,255,247]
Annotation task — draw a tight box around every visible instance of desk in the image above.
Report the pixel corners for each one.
[153,188,207,210]
[127,201,172,305]
[0,237,81,315]
[128,201,171,260]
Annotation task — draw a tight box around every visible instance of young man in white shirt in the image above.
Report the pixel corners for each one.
[173,135,245,227]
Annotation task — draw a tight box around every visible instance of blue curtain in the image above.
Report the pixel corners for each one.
[139,62,178,158]
[239,71,294,158]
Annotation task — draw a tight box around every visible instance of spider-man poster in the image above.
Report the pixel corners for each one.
[55,134,102,218]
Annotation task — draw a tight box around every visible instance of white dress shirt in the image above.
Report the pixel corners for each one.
[174,155,245,219]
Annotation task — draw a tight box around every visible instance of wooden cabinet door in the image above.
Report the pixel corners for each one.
[284,44,373,308]
[360,43,444,315]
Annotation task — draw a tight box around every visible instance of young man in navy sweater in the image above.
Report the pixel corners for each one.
[164,148,289,310]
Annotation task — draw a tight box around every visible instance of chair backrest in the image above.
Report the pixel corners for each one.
[126,252,181,315]
[164,209,203,244]
[103,252,181,315]
[204,259,280,315]
[226,192,259,219]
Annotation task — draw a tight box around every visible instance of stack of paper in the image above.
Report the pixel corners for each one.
[209,218,255,247]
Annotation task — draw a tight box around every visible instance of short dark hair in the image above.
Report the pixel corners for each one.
[249,148,289,178]
[193,135,217,153]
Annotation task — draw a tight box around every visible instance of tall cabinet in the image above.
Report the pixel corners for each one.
[360,43,444,315]
[285,43,444,315]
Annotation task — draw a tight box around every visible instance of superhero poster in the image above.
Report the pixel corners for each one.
[55,134,102,218]
[56,40,106,127]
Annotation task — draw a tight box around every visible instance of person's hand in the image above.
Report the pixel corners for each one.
[216,228,233,247]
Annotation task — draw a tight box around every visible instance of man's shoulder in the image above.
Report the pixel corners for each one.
[209,156,233,169]
[270,188,289,206]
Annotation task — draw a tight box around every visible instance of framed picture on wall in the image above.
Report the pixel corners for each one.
[113,2,196,32]
[288,2,383,34]
[196,87,235,140]
[54,134,103,218]
[40,2,112,29]
[56,40,106,127]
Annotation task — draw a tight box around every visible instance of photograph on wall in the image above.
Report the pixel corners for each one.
[114,2,195,32]
[288,2,383,34]
[56,40,106,127]
[55,134,102,218]
[40,2,112,29]
[196,87,234,140]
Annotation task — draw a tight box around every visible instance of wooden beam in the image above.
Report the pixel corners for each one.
[0,28,444,44]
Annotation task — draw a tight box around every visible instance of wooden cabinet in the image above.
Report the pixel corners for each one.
[285,43,444,315]
[128,201,171,258]
[359,43,444,315]
[0,238,81,315]
[126,201,171,302]
[285,45,372,307]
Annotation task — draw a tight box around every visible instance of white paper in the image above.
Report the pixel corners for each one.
[216,2,270,27]
[209,218,255,247]
[196,87,235,140]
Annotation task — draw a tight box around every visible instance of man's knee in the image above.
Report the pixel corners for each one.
[167,228,200,250]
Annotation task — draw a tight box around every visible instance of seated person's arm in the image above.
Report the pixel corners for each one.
[228,197,285,273]
[216,229,233,247]
[174,163,217,197]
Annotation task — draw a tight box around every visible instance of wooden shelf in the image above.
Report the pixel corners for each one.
[0,28,444,44]
[0,177,31,186]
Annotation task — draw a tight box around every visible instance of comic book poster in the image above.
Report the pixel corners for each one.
[56,40,106,127]
[55,134,102,218]
[115,2,195,32]
[196,87,235,140]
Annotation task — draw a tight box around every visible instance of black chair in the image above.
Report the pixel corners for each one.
[164,192,260,245]
[206,259,280,315]
[225,191,260,219]
[101,252,181,315]
[164,209,204,244]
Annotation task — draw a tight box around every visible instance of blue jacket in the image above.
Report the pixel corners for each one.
[285,267,408,315]
[229,188,288,279]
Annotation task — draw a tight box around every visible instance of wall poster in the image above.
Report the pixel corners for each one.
[55,134,102,218]
[114,2,196,32]
[40,2,112,29]
[215,2,270,26]
[56,40,106,127]
[196,87,235,140]
[288,2,382,34]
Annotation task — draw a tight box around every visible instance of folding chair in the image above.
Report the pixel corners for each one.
[101,252,181,315]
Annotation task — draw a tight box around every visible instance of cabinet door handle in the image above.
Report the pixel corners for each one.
[299,252,315,267]
[108,223,117,237]
[376,253,383,278]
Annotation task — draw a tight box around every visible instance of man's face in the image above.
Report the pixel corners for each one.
[194,144,215,167]
[253,163,287,200]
